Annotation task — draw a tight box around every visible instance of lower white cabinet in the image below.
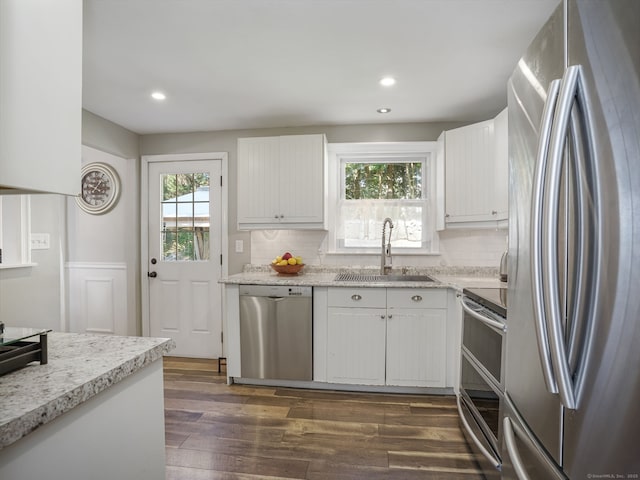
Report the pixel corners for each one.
[325,287,447,388]
[386,307,447,387]
[327,306,387,385]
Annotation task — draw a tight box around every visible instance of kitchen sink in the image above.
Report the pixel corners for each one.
[334,273,436,283]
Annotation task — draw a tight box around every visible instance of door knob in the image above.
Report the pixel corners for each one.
[148,271,157,278]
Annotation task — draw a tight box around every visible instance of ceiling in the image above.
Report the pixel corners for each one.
[83,0,559,135]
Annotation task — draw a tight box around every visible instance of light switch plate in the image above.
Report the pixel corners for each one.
[235,240,244,253]
[31,233,50,250]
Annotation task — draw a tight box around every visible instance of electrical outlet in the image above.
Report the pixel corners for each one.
[235,240,244,253]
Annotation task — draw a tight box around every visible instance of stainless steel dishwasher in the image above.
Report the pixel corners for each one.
[239,284,313,381]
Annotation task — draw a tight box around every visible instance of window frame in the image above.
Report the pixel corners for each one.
[327,142,441,255]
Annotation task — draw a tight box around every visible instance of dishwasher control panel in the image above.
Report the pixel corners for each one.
[239,284,312,297]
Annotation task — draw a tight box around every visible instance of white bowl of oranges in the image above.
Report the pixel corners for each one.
[271,252,304,275]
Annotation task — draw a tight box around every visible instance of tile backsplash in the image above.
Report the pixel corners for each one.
[251,228,508,268]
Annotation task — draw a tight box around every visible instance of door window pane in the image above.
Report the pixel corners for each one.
[161,173,210,261]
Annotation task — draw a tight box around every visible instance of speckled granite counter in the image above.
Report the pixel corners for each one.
[219,265,506,290]
[0,332,175,450]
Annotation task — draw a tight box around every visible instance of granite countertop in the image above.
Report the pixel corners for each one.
[0,332,175,450]
[219,265,506,290]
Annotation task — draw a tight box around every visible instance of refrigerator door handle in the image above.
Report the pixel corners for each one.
[503,416,532,480]
[531,78,562,394]
[543,65,585,410]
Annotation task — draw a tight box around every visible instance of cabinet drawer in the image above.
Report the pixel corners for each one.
[387,288,447,309]
[328,288,386,308]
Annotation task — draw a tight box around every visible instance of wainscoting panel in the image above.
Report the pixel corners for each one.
[67,262,127,335]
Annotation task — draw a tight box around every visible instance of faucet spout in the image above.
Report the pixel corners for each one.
[381,218,394,275]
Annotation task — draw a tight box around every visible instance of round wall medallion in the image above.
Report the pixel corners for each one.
[75,162,121,214]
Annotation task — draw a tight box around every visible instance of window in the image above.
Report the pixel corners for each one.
[161,173,210,261]
[328,142,440,254]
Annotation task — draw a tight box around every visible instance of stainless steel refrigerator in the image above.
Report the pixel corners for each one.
[504,0,640,478]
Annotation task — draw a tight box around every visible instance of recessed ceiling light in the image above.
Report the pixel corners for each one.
[151,91,166,100]
[379,77,396,87]
[377,108,391,113]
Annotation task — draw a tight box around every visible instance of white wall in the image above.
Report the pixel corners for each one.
[65,145,139,335]
[0,195,67,331]
[140,121,468,274]
[0,111,139,332]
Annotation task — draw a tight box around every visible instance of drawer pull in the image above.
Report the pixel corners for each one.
[351,294,362,301]
[411,295,423,302]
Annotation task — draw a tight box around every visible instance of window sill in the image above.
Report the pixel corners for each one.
[0,263,38,270]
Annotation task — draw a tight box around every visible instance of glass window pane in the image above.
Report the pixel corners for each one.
[159,172,211,262]
[194,227,210,260]
[176,174,194,201]
[339,201,423,249]
[344,162,422,200]
[176,228,195,261]
[162,174,177,201]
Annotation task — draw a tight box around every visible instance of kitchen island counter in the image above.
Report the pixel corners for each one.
[0,332,175,479]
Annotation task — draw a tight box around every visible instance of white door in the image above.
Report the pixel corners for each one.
[147,160,222,358]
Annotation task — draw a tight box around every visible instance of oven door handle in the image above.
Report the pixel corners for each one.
[503,416,532,480]
[460,296,506,332]
[456,396,501,469]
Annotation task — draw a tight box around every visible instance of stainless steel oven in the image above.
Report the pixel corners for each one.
[457,288,507,478]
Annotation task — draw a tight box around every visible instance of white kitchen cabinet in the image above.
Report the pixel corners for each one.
[386,289,447,387]
[325,287,448,387]
[327,306,387,385]
[0,0,82,195]
[237,134,327,229]
[444,111,508,227]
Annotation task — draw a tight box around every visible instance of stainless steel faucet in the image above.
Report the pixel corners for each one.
[381,218,394,275]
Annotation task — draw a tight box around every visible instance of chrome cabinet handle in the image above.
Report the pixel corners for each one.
[531,78,561,395]
[411,295,422,302]
[491,210,497,215]
[503,416,532,480]
[459,296,506,332]
[351,294,362,301]
[381,315,386,319]
[387,315,392,319]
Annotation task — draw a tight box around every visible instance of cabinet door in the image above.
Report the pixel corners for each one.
[237,137,281,225]
[445,120,496,223]
[0,0,82,195]
[278,134,325,224]
[327,307,386,385]
[386,308,447,387]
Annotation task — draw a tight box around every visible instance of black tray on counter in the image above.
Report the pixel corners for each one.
[0,327,51,376]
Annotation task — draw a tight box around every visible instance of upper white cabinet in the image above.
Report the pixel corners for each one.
[443,108,508,227]
[0,0,82,195]
[237,134,327,229]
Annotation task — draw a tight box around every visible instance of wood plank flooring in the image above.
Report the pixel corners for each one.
[163,357,484,480]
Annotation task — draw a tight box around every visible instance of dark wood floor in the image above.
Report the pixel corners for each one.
[163,357,484,480]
